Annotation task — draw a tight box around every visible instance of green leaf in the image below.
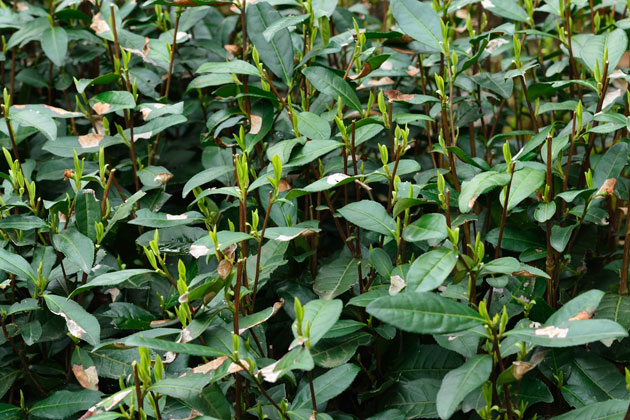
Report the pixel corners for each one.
[185,384,231,419]
[312,332,372,368]
[550,400,630,420]
[436,355,493,420]
[262,14,310,42]
[480,257,521,276]
[292,363,360,409]
[390,0,441,52]
[41,26,68,67]
[406,248,458,292]
[500,167,545,211]
[338,200,396,237]
[75,190,100,242]
[246,2,294,83]
[593,142,629,188]
[459,172,511,213]
[403,213,447,242]
[550,224,576,253]
[103,190,146,238]
[291,299,342,347]
[367,292,485,334]
[29,390,101,419]
[44,294,101,346]
[0,404,22,420]
[52,229,94,273]
[595,294,630,330]
[74,72,121,94]
[561,353,628,407]
[297,111,331,139]
[303,66,362,112]
[11,109,57,142]
[196,60,261,76]
[89,91,136,115]
[128,209,205,228]
[0,247,38,283]
[70,269,153,298]
[505,319,627,347]
[149,374,212,400]
[182,166,233,198]
[483,0,529,22]
[0,215,48,230]
[534,201,556,223]
[572,28,628,75]
[314,255,361,300]
[124,335,226,357]
[486,227,543,252]
[260,347,314,383]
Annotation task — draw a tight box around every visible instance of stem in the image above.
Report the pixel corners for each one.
[148,9,182,165]
[110,6,140,192]
[101,169,116,217]
[579,60,609,185]
[132,361,143,420]
[251,191,273,312]
[620,184,630,295]
[308,370,317,412]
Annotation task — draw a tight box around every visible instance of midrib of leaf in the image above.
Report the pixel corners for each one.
[319,74,358,111]
[0,253,35,281]
[397,1,440,48]
[382,306,483,322]
[350,207,394,237]
[254,5,290,83]
[450,356,488,406]
[572,360,617,399]
[58,233,91,271]
[324,259,356,299]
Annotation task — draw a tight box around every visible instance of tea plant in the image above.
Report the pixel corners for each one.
[1,0,630,419]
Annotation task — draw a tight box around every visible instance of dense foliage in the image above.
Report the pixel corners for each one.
[2,0,630,418]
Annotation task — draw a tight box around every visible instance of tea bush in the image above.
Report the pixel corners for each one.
[1,0,630,419]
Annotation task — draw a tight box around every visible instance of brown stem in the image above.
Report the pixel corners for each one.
[308,370,317,412]
[518,76,539,132]
[251,191,273,312]
[148,10,182,165]
[620,185,630,295]
[579,60,609,186]
[101,169,116,216]
[132,361,143,419]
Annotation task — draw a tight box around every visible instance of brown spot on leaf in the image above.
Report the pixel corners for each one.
[224,44,242,56]
[153,172,173,185]
[73,365,99,390]
[349,63,374,80]
[512,361,534,380]
[384,89,414,102]
[43,105,74,115]
[249,114,262,134]
[191,356,229,374]
[218,259,233,280]
[90,13,110,34]
[569,310,594,321]
[597,178,617,197]
[278,179,291,192]
[78,133,104,148]
[91,102,110,115]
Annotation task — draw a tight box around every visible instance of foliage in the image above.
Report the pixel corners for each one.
[1,0,630,419]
